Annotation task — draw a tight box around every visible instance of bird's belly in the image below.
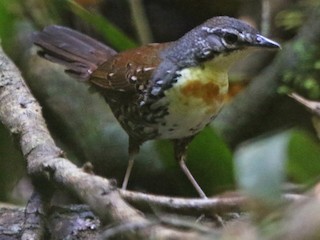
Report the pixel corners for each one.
[155,67,228,139]
[157,97,224,139]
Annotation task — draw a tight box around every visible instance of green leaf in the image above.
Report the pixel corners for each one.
[287,130,320,184]
[0,0,17,47]
[234,132,290,204]
[187,127,234,193]
[235,129,320,204]
[67,0,137,50]
[314,61,320,70]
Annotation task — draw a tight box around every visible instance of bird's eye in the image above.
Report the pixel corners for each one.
[223,32,238,45]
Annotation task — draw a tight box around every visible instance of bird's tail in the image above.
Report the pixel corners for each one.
[32,25,117,79]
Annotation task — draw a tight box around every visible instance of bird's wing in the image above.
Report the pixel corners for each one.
[90,43,171,92]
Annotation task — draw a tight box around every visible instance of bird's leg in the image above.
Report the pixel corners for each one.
[173,137,207,199]
[121,139,140,190]
[121,153,136,190]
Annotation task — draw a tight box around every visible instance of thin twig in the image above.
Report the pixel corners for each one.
[289,92,320,116]
[127,0,153,44]
[120,190,307,216]
[261,0,271,36]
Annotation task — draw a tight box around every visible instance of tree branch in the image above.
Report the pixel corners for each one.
[120,190,307,216]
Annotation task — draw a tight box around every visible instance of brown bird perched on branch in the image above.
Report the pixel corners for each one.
[33,16,280,198]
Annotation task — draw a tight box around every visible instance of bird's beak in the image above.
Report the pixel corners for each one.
[253,34,281,49]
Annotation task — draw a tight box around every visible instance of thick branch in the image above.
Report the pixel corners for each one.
[21,191,48,240]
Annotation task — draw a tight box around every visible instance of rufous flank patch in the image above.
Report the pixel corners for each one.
[180,80,222,104]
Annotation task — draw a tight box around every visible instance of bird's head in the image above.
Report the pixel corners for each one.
[146,16,280,101]
[166,16,280,68]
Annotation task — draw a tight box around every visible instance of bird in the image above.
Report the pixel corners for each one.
[33,16,280,198]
